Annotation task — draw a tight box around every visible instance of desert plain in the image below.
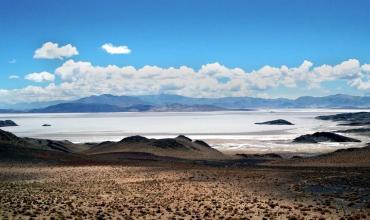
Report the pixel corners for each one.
[0,160,369,219]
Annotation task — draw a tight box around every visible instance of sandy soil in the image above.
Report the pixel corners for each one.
[1,162,369,219]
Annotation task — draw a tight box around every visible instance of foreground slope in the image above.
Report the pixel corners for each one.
[270,144,370,167]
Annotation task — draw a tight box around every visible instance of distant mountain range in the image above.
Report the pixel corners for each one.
[1,94,370,113]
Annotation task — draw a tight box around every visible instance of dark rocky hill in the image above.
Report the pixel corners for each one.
[255,119,294,125]
[0,120,18,127]
[85,135,226,160]
[293,132,361,143]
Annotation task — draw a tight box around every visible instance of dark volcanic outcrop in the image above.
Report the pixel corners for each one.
[338,121,370,126]
[316,112,370,126]
[0,120,18,127]
[293,132,361,143]
[85,135,225,160]
[255,119,294,125]
[335,127,370,134]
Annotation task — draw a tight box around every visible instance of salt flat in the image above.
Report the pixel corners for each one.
[1,109,369,154]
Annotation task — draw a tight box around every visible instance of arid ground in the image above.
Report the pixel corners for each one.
[1,161,369,220]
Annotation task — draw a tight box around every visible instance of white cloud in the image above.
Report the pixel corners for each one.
[362,64,370,73]
[8,75,19,79]
[350,78,370,90]
[34,42,78,59]
[101,43,131,54]
[25,71,55,83]
[1,58,370,103]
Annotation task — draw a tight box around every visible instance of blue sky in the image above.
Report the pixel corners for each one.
[1,0,370,103]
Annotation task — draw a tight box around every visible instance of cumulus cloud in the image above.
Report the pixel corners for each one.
[25,71,55,83]
[350,78,370,90]
[34,42,78,59]
[362,64,370,73]
[1,58,370,103]
[101,43,131,54]
[8,75,19,79]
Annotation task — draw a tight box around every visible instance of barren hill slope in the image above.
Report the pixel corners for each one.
[85,135,226,160]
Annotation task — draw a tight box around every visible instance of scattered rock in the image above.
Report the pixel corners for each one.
[42,124,51,127]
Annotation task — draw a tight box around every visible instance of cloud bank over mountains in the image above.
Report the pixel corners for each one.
[2,42,370,104]
[1,58,370,103]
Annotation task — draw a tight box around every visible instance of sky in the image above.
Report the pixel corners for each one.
[1,0,370,103]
